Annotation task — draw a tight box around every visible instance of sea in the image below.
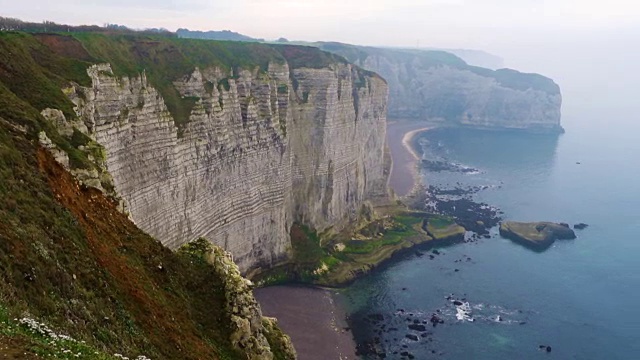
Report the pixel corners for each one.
[340,87,640,357]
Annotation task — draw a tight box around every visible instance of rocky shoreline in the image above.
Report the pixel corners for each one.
[343,124,584,359]
[255,123,578,359]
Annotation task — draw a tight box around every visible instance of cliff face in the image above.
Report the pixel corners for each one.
[319,43,562,132]
[58,43,388,273]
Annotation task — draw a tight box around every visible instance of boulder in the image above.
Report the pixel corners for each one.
[574,223,589,230]
[499,221,576,250]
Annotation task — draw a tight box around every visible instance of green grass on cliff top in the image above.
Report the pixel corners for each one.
[0,31,364,137]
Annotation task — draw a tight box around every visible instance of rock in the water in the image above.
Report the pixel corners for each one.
[405,334,419,341]
[499,221,576,250]
[574,223,589,230]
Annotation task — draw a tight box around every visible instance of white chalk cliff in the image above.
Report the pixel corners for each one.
[64,60,389,273]
[319,43,563,132]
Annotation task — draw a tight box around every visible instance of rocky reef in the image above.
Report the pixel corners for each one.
[499,221,577,250]
[30,34,389,274]
[318,42,562,132]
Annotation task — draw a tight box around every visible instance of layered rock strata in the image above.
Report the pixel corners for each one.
[63,60,388,273]
[319,43,562,132]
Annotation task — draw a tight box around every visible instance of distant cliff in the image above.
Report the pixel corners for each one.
[432,48,504,69]
[4,33,389,274]
[319,42,562,132]
[177,28,264,42]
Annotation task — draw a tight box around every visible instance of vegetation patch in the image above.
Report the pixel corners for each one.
[218,78,231,92]
[277,84,288,94]
[272,44,348,69]
[0,109,253,358]
[423,214,466,241]
[253,212,431,287]
[0,306,122,359]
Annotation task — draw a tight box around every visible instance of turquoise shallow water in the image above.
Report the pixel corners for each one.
[341,116,640,359]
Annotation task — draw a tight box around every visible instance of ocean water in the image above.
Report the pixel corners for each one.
[341,114,640,359]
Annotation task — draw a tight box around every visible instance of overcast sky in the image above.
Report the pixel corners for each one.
[3,1,638,47]
[2,1,640,84]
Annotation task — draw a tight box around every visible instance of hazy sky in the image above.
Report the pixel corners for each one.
[3,0,639,48]
[3,0,640,101]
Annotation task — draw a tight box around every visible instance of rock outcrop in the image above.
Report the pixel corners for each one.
[57,45,388,273]
[422,215,466,243]
[196,240,296,359]
[499,221,576,250]
[319,42,562,132]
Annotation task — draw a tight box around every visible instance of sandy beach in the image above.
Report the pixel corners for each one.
[254,286,356,360]
[253,122,434,360]
[386,121,433,196]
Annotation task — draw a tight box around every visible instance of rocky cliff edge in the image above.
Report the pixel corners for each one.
[22,34,390,274]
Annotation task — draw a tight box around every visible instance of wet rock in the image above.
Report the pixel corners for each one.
[500,221,576,250]
[574,223,588,230]
[430,314,444,327]
[405,334,419,341]
[408,324,426,331]
[421,160,479,174]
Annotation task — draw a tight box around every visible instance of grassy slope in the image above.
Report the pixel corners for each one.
[0,31,325,359]
[0,31,370,138]
[0,114,246,358]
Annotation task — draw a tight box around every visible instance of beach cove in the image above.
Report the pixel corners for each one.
[254,120,440,359]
